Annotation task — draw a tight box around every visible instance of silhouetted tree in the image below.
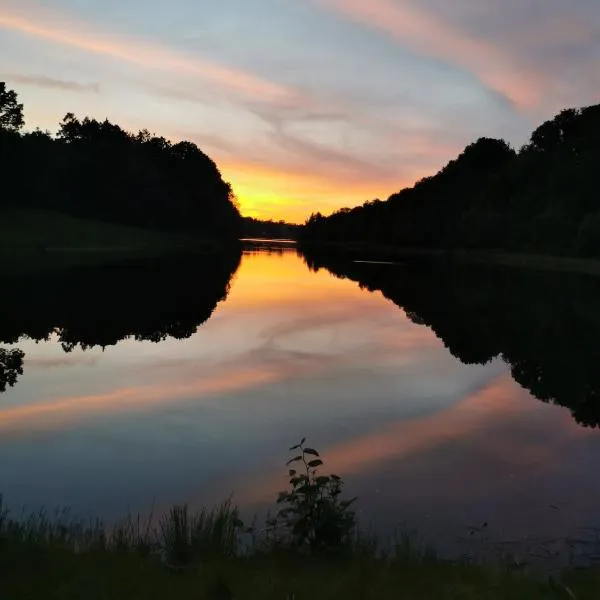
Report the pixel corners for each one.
[0,348,24,393]
[0,85,242,239]
[0,82,24,132]
[301,102,600,257]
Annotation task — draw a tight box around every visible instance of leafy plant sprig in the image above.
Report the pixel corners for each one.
[268,438,356,552]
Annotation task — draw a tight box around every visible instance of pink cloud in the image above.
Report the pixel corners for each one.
[0,4,299,105]
[315,0,552,111]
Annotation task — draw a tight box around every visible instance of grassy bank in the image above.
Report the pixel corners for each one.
[1,501,599,600]
[299,241,600,276]
[2,441,600,599]
[0,209,224,270]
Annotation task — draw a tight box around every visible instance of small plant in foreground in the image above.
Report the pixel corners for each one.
[268,438,357,552]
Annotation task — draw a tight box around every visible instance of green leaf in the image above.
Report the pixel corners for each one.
[330,474,341,481]
[289,469,297,477]
[303,448,320,457]
[308,459,323,468]
[316,476,330,485]
[286,455,303,466]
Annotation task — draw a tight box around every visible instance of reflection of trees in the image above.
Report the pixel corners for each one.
[0,251,241,388]
[301,250,600,428]
[0,348,24,393]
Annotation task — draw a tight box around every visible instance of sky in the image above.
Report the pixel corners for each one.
[1,0,600,222]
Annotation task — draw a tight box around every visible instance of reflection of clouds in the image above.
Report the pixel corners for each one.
[0,367,280,435]
[1,252,475,439]
[233,374,596,510]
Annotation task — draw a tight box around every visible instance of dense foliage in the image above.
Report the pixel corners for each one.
[302,103,600,256]
[0,83,241,239]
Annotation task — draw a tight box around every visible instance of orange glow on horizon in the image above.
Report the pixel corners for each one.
[0,3,433,223]
[220,160,409,223]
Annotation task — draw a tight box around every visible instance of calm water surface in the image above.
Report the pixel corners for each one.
[2,246,600,551]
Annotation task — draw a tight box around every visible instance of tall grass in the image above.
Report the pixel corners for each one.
[0,495,243,565]
[158,500,242,565]
[2,496,599,599]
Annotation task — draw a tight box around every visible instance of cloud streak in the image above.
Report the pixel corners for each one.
[315,0,547,111]
[0,5,299,105]
[3,74,100,93]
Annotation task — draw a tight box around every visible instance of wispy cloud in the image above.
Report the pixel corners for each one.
[4,74,100,93]
[0,5,300,105]
[315,0,546,111]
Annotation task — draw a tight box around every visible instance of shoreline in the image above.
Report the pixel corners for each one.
[299,241,600,276]
[2,497,599,599]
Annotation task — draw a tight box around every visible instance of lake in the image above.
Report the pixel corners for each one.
[2,244,600,558]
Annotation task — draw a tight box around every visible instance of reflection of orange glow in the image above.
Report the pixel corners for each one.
[322,375,593,476]
[0,6,297,104]
[0,368,278,434]
[323,378,534,476]
[226,251,383,308]
[238,375,594,504]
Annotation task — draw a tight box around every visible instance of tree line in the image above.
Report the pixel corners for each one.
[242,216,301,239]
[302,102,600,256]
[0,82,241,239]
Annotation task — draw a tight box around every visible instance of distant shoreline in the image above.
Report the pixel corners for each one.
[299,241,600,276]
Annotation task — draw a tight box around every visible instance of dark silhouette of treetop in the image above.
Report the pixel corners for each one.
[0,82,24,132]
[0,348,24,393]
[301,102,600,257]
[1,85,241,239]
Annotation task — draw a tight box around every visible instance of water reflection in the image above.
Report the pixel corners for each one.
[301,250,600,428]
[1,247,600,549]
[0,348,24,392]
[0,250,241,391]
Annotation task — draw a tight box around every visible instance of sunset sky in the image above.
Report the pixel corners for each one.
[2,1,599,222]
